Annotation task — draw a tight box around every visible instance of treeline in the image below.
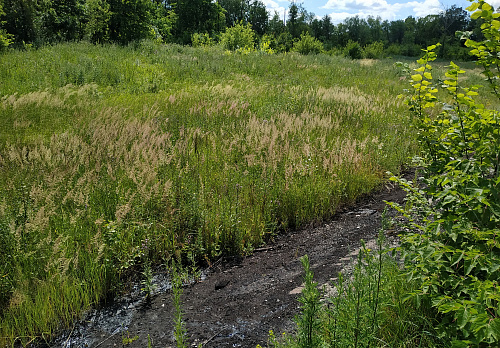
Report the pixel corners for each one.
[0,0,485,58]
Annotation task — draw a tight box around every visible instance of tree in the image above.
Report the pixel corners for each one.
[248,1,267,36]
[150,1,176,43]
[287,2,310,39]
[343,15,369,46]
[108,0,152,45]
[218,0,248,28]
[0,0,13,50]
[2,0,37,45]
[37,0,85,43]
[267,10,284,35]
[388,19,405,44]
[439,5,470,57]
[366,16,383,43]
[292,31,323,54]
[415,14,441,47]
[174,0,225,44]
[84,0,111,43]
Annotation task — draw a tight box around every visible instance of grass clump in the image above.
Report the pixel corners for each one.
[269,213,442,348]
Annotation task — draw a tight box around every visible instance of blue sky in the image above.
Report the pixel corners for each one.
[261,0,500,23]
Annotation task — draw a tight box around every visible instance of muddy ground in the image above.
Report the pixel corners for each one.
[51,178,407,348]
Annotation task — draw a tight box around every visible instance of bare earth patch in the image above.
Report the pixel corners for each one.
[50,179,407,348]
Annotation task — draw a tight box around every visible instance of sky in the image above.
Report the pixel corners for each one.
[260,0,500,24]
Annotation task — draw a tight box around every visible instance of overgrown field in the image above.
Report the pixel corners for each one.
[0,43,415,345]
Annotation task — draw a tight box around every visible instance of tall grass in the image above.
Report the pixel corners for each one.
[0,41,414,345]
[268,218,443,348]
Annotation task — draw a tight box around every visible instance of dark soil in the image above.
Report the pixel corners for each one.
[52,179,407,348]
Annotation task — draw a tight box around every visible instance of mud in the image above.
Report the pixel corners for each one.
[50,178,407,348]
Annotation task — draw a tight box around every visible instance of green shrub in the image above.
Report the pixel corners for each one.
[275,31,294,53]
[393,1,500,344]
[0,2,12,50]
[363,41,384,59]
[400,43,422,57]
[292,32,324,55]
[385,43,401,56]
[344,40,363,59]
[219,21,255,52]
[258,34,274,54]
[191,32,214,47]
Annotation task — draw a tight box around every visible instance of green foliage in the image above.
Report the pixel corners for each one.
[150,2,176,44]
[171,262,188,348]
[37,0,84,43]
[219,21,255,52]
[1,0,37,45]
[0,1,13,50]
[274,31,294,53]
[295,255,322,348]
[393,2,500,345]
[363,41,384,59]
[84,0,111,43]
[258,34,274,54]
[108,0,152,45]
[191,32,214,48]
[269,221,442,348]
[344,40,363,59]
[464,0,500,99]
[292,31,324,55]
[174,0,225,44]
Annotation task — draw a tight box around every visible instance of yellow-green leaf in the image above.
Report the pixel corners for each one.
[492,20,500,30]
[471,10,482,20]
[466,2,479,11]
[423,72,432,79]
[411,74,423,81]
[482,3,492,11]
[414,66,425,72]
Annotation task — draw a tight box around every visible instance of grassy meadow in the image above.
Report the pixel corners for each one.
[0,42,416,345]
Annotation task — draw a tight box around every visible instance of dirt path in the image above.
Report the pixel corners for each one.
[51,179,406,348]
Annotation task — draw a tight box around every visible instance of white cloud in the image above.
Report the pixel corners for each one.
[487,0,500,8]
[406,0,441,17]
[321,0,454,23]
[261,0,287,19]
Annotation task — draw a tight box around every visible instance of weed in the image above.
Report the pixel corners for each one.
[171,262,187,348]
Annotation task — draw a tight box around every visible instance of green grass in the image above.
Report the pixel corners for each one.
[0,41,416,345]
[268,221,444,348]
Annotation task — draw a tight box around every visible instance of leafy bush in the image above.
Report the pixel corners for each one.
[393,1,500,345]
[400,43,422,57]
[219,21,255,52]
[344,40,363,59]
[292,32,324,55]
[274,31,294,53]
[363,41,384,59]
[0,2,12,50]
[191,32,214,47]
[258,34,274,54]
[385,43,401,56]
